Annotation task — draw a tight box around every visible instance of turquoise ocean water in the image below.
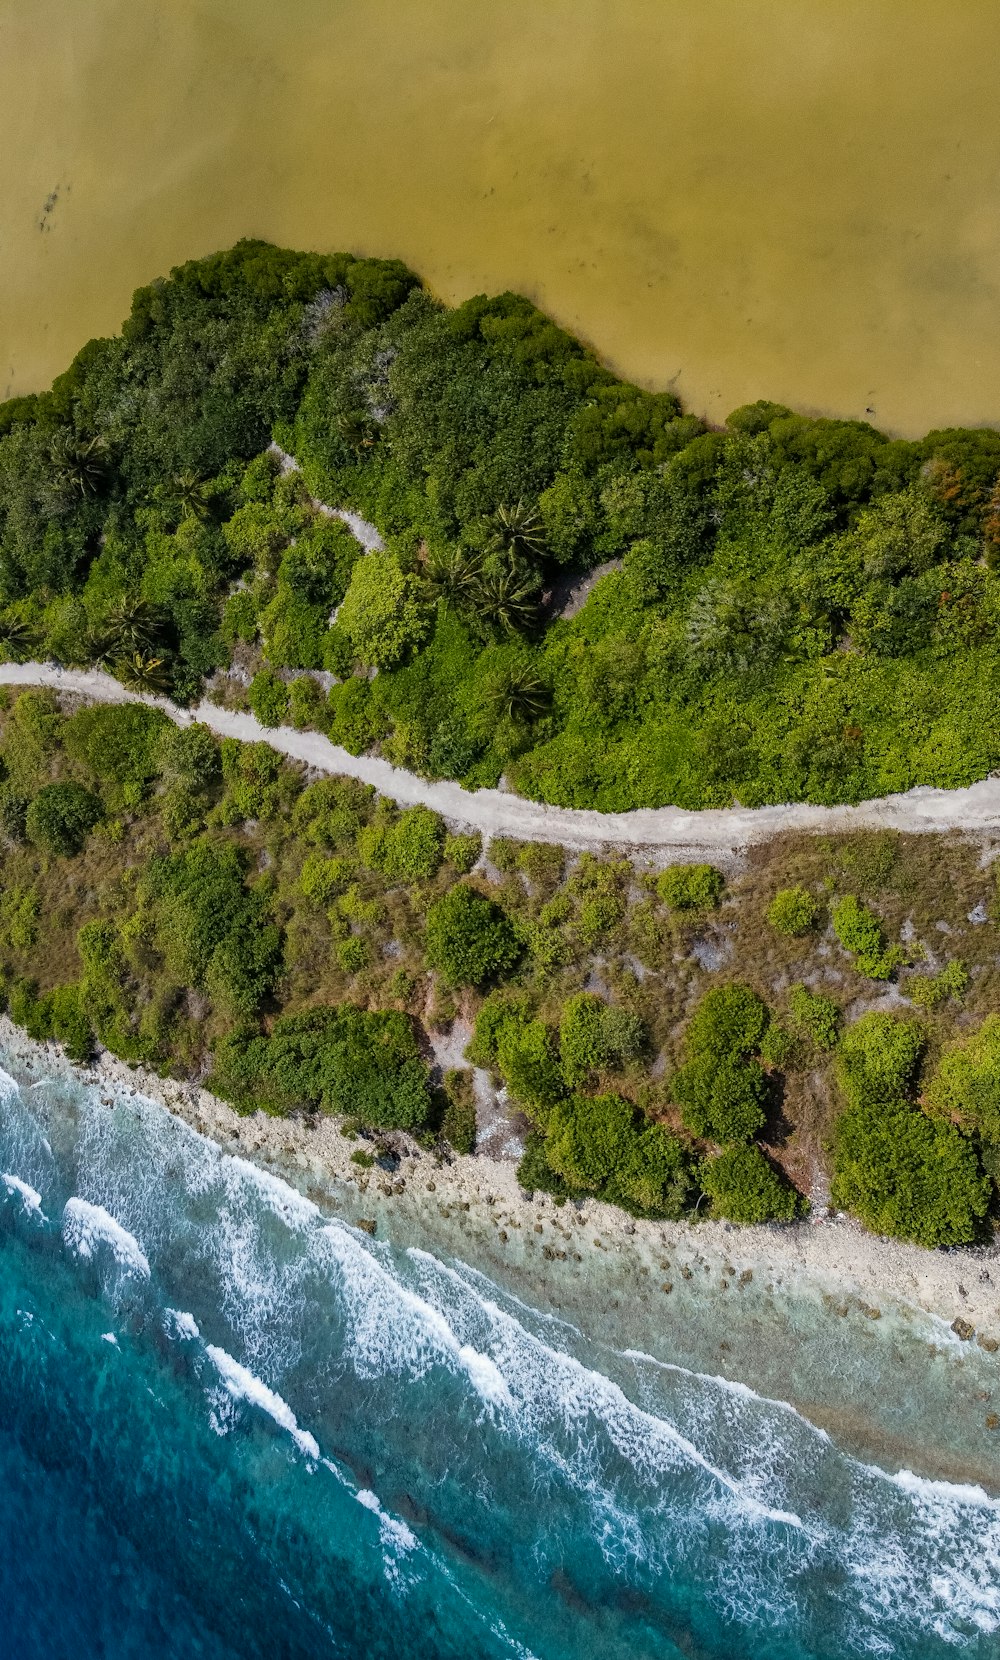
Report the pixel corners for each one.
[1,1056,999,1659]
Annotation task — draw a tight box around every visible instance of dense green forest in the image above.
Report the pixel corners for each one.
[4,240,1000,809]
[0,684,996,1246]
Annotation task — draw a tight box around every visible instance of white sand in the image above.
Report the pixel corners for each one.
[2,1016,997,1346]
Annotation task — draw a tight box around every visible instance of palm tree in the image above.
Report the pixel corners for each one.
[486,499,546,565]
[423,546,486,612]
[171,468,215,523]
[49,430,109,499]
[471,565,541,637]
[487,664,551,724]
[113,652,171,695]
[89,597,165,665]
[0,610,37,663]
[336,410,378,455]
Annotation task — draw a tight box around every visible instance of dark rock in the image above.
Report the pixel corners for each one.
[357,1218,377,1236]
[951,1317,975,1342]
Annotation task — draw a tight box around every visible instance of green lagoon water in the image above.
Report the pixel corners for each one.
[0,1054,999,1656]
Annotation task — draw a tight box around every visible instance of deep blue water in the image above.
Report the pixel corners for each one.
[1,1060,999,1660]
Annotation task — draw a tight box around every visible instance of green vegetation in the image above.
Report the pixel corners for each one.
[831,895,904,980]
[657,864,725,911]
[424,883,521,987]
[766,886,819,937]
[831,1107,989,1248]
[7,239,1000,816]
[0,685,993,1242]
[699,1144,800,1225]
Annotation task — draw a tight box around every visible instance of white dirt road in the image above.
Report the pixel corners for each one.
[2,661,999,858]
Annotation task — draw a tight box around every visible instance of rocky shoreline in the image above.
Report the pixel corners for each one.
[2,1014,999,1351]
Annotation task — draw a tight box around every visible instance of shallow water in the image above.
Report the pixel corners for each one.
[3,1,1000,433]
[1,1055,1000,1656]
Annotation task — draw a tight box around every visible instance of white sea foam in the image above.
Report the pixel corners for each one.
[317,1222,514,1411]
[163,1307,200,1341]
[356,1488,419,1555]
[101,1332,118,1345]
[622,1347,833,1440]
[61,1197,150,1279]
[1,1172,43,1215]
[206,1343,320,1461]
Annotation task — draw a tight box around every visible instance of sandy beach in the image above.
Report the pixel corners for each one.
[3,1014,998,1352]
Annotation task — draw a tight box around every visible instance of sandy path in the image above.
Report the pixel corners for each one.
[2,660,1000,856]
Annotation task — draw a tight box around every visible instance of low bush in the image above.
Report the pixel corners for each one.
[831,1103,990,1246]
[441,1068,477,1154]
[359,804,444,881]
[926,1014,1000,1145]
[835,1012,924,1108]
[766,886,819,937]
[25,782,102,855]
[248,668,290,727]
[832,894,902,980]
[443,832,482,873]
[788,984,840,1050]
[424,883,521,987]
[670,984,770,1144]
[542,1091,691,1216]
[496,1018,567,1119]
[699,1144,800,1225]
[210,1005,431,1128]
[906,959,969,1010]
[657,863,725,911]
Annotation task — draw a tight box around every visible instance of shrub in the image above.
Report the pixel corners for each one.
[248,668,290,727]
[1,692,62,795]
[542,1092,691,1217]
[210,1005,431,1128]
[443,832,482,873]
[832,895,902,980]
[288,674,327,730]
[424,883,521,987]
[835,1013,925,1109]
[611,1123,692,1217]
[699,1144,800,1225]
[466,989,532,1068]
[558,993,607,1087]
[788,984,840,1050]
[144,840,281,1017]
[766,886,819,937]
[299,852,352,905]
[158,722,220,789]
[337,549,429,670]
[359,805,444,881]
[544,1091,643,1192]
[64,704,169,798]
[441,1068,477,1154]
[684,983,769,1060]
[657,863,725,911]
[7,980,92,1063]
[760,1021,795,1068]
[906,959,969,1011]
[25,782,102,855]
[926,1014,1000,1144]
[337,936,371,973]
[831,1104,989,1246]
[496,1018,566,1120]
[44,985,93,1062]
[671,984,770,1144]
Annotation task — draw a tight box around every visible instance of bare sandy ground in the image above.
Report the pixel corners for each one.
[2,1015,997,1346]
[3,659,1000,859]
